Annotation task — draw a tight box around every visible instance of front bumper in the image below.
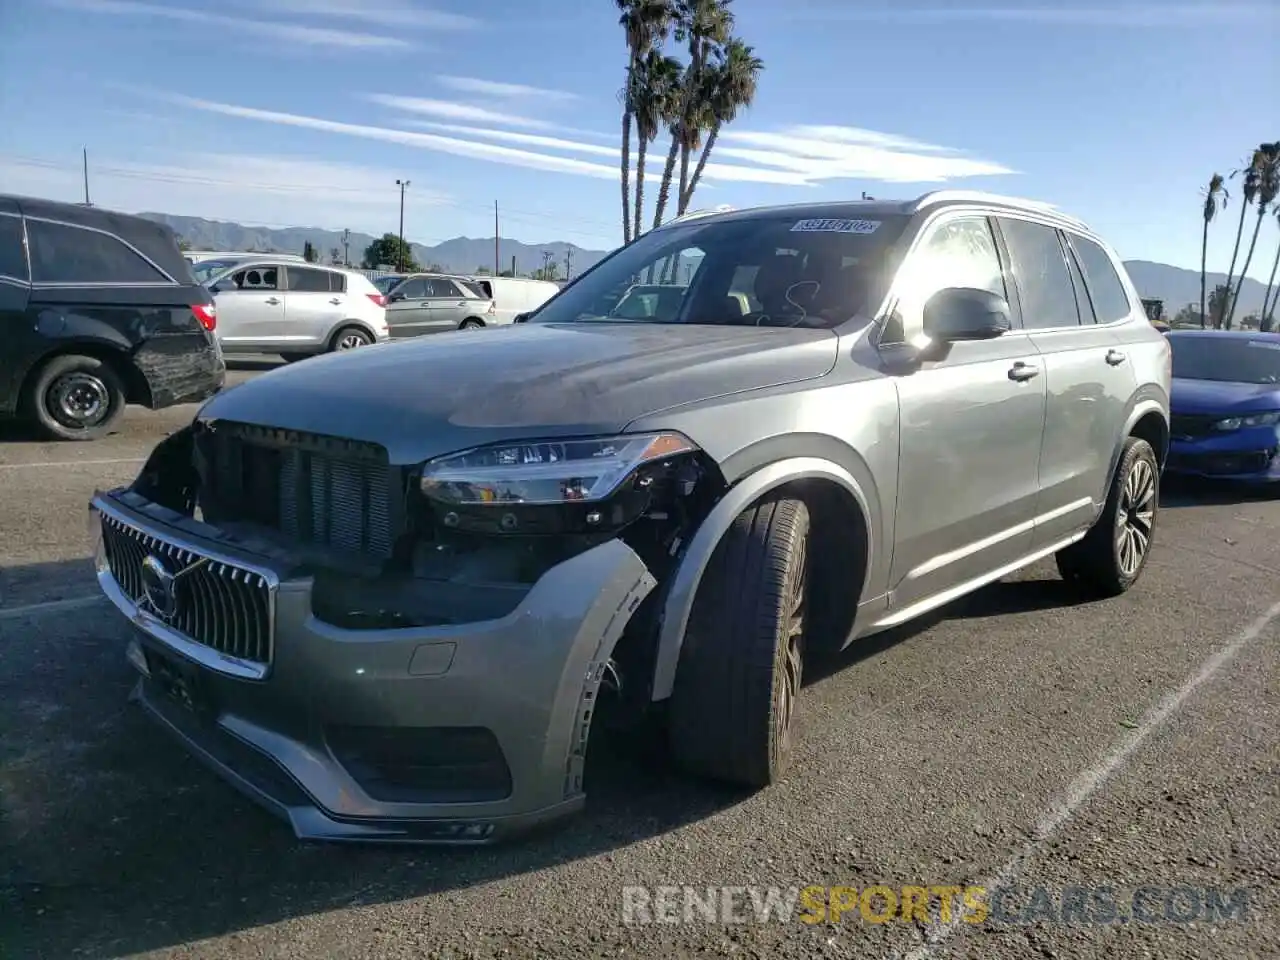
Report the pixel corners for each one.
[89,490,656,844]
[1165,437,1280,482]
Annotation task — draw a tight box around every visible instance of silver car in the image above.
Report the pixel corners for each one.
[384,273,496,337]
[206,260,389,361]
[89,190,1170,844]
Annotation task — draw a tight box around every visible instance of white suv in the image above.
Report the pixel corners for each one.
[205,261,389,362]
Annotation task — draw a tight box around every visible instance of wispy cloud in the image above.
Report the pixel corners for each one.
[436,76,580,102]
[400,121,617,157]
[792,2,1275,26]
[254,0,479,29]
[367,95,556,130]
[0,152,452,231]
[50,0,409,47]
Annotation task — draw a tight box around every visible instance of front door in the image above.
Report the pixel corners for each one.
[883,213,1048,618]
[212,265,284,352]
[385,276,431,338]
[994,218,1138,549]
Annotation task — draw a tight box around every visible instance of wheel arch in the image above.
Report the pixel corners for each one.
[325,320,379,347]
[649,454,879,702]
[19,340,151,410]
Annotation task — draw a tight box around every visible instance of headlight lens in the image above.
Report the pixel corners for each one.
[419,432,698,506]
[1213,412,1280,431]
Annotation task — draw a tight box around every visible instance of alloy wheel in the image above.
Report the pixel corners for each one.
[338,332,368,350]
[1116,457,1156,577]
[776,542,807,757]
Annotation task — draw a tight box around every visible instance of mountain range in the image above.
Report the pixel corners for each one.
[140,213,1275,317]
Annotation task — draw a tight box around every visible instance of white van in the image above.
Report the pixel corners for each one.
[466,276,561,324]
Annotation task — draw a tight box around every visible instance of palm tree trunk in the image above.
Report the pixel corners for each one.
[1221,201,1250,318]
[1226,209,1266,328]
[633,136,649,240]
[1264,244,1280,329]
[652,134,680,229]
[1199,218,1210,328]
[680,125,719,213]
[620,107,634,245]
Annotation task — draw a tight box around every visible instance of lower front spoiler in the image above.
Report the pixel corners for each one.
[130,666,583,845]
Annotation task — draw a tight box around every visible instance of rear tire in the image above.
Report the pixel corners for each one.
[1056,436,1159,597]
[667,496,810,787]
[330,326,373,351]
[22,353,127,441]
[459,318,485,330]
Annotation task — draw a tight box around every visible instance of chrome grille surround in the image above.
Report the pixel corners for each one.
[92,497,279,680]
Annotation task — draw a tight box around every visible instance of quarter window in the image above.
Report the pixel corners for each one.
[27,219,170,284]
[998,218,1082,329]
[894,216,1006,336]
[1069,235,1131,323]
[328,271,346,293]
[0,215,28,282]
[287,266,332,293]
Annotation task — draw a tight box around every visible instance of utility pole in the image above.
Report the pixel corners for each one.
[564,247,573,281]
[540,251,553,279]
[341,228,350,266]
[395,178,410,272]
[510,254,516,277]
[82,147,92,206]
[494,201,500,276]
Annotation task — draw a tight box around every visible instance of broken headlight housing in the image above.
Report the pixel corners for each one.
[417,432,698,536]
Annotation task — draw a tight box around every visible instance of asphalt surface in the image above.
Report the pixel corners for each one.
[1,359,1276,960]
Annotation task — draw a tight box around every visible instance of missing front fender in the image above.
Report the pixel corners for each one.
[130,425,199,515]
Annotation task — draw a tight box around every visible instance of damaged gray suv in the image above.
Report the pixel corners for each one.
[89,191,1171,843]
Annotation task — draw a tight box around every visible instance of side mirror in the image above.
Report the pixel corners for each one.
[209,282,225,294]
[387,291,405,303]
[513,312,530,324]
[923,287,1012,342]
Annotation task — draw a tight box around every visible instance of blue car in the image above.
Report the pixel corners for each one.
[1166,330,1280,482]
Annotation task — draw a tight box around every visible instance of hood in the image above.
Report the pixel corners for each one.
[200,322,838,464]
[1170,377,1280,415]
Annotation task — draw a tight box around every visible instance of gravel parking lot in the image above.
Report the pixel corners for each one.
[1,360,1276,960]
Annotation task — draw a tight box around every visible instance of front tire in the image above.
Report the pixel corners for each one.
[667,496,810,787]
[1056,436,1159,597]
[22,354,127,441]
[459,318,485,330]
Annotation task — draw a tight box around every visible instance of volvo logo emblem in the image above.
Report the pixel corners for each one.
[141,555,179,619]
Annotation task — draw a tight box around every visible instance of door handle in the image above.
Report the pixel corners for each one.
[1008,361,1041,382]
[264,297,280,305]
[329,297,343,305]
[457,302,467,307]
[1106,349,1127,366]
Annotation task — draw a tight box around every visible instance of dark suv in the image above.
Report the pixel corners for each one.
[0,194,225,440]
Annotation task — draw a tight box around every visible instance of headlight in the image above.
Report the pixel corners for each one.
[1213,412,1280,431]
[417,432,699,535]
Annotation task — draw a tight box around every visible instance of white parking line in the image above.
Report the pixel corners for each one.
[0,594,106,621]
[0,458,144,470]
[898,596,1280,960]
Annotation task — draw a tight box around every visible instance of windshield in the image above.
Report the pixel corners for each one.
[529,213,910,328]
[1170,335,1280,384]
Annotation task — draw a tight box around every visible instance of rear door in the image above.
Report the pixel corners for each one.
[423,277,473,330]
[281,265,344,347]
[0,205,33,416]
[994,217,1138,550]
[210,264,284,350]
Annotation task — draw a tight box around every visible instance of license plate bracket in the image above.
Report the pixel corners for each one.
[145,648,214,720]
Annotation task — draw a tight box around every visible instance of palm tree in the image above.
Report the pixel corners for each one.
[1262,203,1280,332]
[1221,151,1264,323]
[672,0,733,212]
[632,51,683,239]
[678,38,763,215]
[1199,173,1228,328]
[617,0,673,245]
[651,65,694,230]
[1226,143,1280,329]
[1209,283,1231,330]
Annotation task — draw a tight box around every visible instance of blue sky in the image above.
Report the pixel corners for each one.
[0,0,1276,277]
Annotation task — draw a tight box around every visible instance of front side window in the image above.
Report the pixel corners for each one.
[0,214,28,282]
[287,266,332,293]
[27,219,170,284]
[998,217,1082,330]
[891,216,1006,339]
[529,213,910,328]
[1069,234,1131,324]
[393,278,428,299]
[1170,336,1280,384]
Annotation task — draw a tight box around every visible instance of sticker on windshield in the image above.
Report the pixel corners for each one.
[1247,340,1280,350]
[791,218,881,234]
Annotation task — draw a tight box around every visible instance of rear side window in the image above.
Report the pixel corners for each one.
[0,214,28,282]
[997,217,1081,329]
[26,219,171,284]
[424,278,460,298]
[287,266,332,293]
[1069,235,1131,323]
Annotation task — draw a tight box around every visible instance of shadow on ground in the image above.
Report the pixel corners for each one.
[0,473,1255,957]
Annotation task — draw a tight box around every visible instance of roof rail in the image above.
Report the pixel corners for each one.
[663,205,735,226]
[909,190,1090,229]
